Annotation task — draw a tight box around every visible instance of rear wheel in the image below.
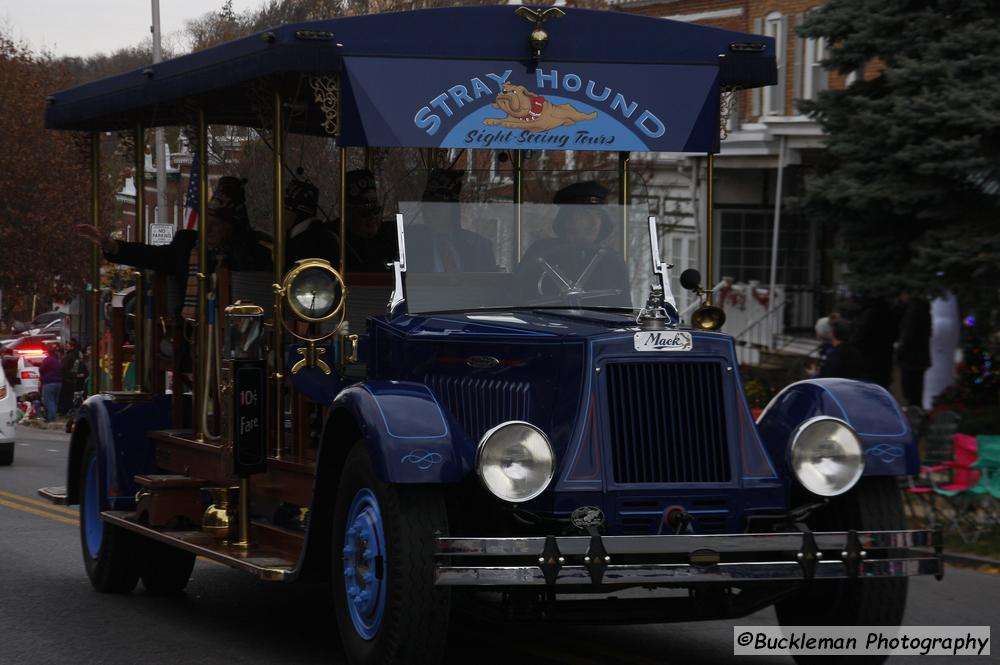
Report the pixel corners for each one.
[775,477,909,665]
[0,442,13,466]
[140,542,196,594]
[79,435,141,593]
[332,441,450,665]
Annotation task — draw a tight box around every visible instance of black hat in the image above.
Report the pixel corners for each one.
[553,181,608,205]
[208,176,249,227]
[552,181,612,242]
[422,168,463,203]
[345,169,377,205]
[285,178,319,216]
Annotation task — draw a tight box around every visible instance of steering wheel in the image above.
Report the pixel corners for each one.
[529,249,622,307]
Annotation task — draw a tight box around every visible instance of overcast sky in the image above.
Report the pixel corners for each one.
[0,1,265,58]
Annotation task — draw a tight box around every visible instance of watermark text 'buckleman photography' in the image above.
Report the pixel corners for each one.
[733,627,990,657]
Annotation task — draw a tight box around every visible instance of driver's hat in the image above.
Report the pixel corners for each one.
[553,181,608,205]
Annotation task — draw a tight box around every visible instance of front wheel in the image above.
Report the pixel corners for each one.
[332,441,450,665]
[79,435,141,593]
[774,477,909,665]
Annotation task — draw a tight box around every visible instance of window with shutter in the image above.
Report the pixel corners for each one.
[763,13,786,116]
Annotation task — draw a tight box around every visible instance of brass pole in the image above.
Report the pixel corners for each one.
[236,476,250,548]
[619,151,630,262]
[90,133,101,393]
[339,147,347,274]
[273,91,285,460]
[133,123,146,392]
[195,109,209,440]
[513,150,523,260]
[705,153,715,305]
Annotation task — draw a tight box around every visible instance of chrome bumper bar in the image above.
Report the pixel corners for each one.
[434,529,943,587]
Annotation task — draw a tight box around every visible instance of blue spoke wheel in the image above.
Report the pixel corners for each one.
[342,488,388,639]
[332,441,450,665]
[78,434,140,593]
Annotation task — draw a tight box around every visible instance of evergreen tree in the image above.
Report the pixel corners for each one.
[799,0,1000,309]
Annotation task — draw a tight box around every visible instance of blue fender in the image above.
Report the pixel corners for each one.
[756,379,918,477]
[69,394,175,510]
[330,380,476,483]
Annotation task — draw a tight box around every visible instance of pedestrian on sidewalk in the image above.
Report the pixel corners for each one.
[851,296,898,389]
[804,314,836,378]
[819,318,865,380]
[896,289,932,408]
[39,343,63,423]
[58,338,86,415]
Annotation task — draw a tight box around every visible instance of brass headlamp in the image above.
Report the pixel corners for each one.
[273,259,347,374]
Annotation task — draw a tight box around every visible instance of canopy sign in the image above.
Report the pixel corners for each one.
[341,57,721,153]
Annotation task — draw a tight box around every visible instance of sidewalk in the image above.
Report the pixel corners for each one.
[19,417,70,433]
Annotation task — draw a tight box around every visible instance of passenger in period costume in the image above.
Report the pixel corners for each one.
[406,168,496,272]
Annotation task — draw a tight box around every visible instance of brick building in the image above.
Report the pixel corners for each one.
[614,0,848,330]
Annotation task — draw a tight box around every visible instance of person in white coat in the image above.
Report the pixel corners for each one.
[923,292,960,410]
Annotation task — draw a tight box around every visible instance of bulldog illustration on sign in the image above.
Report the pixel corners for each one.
[484,82,596,132]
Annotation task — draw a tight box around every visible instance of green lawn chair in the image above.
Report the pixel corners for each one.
[970,435,1000,526]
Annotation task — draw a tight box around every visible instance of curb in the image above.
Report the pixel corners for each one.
[915,547,1000,571]
[942,551,1000,569]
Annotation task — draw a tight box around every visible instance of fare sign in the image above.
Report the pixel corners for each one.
[233,360,267,475]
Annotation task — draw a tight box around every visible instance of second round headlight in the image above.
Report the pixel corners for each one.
[477,422,555,503]
[789,417,865,497]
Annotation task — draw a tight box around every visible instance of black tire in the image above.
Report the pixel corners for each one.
[332,441,450,665]
[141,541,196,594]
[0,444,13,466]
[775,477,909,665]
[79,434,141,593]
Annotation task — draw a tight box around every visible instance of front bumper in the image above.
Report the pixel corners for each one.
[434,529,943,587]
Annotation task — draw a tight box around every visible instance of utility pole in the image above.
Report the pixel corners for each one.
[152,0,168,232]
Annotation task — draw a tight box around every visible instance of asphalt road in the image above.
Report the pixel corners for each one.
[1,424,996,665]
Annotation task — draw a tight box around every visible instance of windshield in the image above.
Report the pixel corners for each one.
[394,158,656,314]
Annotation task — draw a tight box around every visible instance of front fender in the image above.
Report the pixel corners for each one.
[756,379,918,477]
[331,380,475,483]
[67,394,174,509]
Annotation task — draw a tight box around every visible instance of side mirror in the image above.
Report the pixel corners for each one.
[680,269,701,291]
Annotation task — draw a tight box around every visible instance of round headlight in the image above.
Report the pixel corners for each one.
[477,422,555,503]
[283,260,345,323]
[789,417,865,497]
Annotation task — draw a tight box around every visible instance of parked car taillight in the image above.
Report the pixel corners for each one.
[21,371,34,379]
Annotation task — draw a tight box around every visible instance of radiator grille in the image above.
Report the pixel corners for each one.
[425,375,530,441]
[606,362,731,484]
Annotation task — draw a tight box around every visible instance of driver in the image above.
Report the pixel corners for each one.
[516,182,630,307]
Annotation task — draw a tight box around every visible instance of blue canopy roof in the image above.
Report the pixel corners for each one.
[45,6,775,152]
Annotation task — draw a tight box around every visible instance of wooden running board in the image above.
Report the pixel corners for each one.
[102,511,298,581]
[38,486,69,505]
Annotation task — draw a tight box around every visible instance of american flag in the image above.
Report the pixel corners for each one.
[184,155,199,230]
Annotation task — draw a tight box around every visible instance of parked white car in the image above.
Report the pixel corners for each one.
[1,335,55,400]
[0,362,15,465]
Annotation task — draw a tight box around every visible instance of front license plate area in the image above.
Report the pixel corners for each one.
[633,331,693,352]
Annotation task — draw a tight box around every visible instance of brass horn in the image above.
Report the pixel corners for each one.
[691,303,726,331]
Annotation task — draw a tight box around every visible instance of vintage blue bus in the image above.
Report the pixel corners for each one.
[42,6,939,665]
